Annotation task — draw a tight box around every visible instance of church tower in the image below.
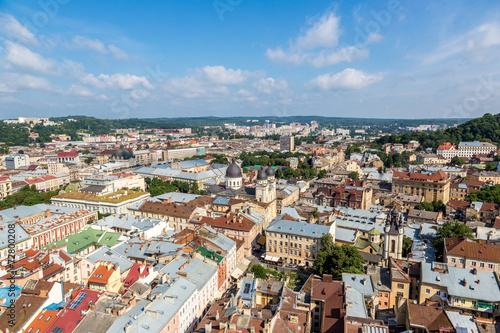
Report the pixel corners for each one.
[383,207,404,266]
[225,159,242,190]
[265,164,277,202]
[255,167,269,202]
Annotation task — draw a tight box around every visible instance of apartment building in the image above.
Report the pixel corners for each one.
[419,262,500,317]
[0,176,12,199]
[392,170,451,204]
[5,154,30,170]
[444,237,500,275]
[265,216,335,267]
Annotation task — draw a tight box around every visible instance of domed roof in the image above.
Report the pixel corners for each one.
[266,165,275,177]
[257,167,268,180]
[112,147,133,160]
[226,159,242,178]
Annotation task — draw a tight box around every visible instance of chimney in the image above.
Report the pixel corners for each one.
[0,216,2,222]
[477,280,480,285]
[472,268,477,275]
[46,209,51,217]
[463,278,467,287]
[323,274,332,283]
[38,268,44,279]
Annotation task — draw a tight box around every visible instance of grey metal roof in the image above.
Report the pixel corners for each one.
[159,255,217,291]
[444,310,478,333]
[266,216,333,239]
[421,262,500,302]
[86,246,134,274]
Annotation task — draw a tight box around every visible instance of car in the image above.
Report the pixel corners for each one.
[285,264,296,268]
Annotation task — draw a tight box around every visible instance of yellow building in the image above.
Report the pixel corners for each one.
[392,170,450,204]
[87,261,122,293]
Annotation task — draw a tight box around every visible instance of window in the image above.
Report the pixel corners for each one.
[397,283,404,289]
[451,258,456,263]
[425,289,430,294]
[488,264,493,269]
[471,261,476,267]
[436,291,440,296]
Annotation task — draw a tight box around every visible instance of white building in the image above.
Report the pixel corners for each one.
[5,154,30,169]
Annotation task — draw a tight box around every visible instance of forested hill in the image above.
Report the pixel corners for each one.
[376,113,500,150]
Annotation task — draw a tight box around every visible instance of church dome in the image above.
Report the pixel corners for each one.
[226,159,242,178]
[112,147,133,160]
[266,165,275,177]
[257,167,268,180]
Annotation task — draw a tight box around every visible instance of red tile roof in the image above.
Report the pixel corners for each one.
[46,289,100,333]
[445,237,500,263]
[57,150,79,158]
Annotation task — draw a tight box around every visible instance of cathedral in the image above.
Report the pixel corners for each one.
[206,159,277,218]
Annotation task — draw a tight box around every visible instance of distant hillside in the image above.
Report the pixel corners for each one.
[376,113,500,149]
[153,115,466,128]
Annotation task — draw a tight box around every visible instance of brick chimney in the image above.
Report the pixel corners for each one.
[472,268,477,275]
[46,209,51,217]
[323,274,333,283]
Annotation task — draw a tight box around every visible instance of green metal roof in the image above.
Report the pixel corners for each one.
[43,227,122,254]
[195,246,223,264]
[367,228,381,235]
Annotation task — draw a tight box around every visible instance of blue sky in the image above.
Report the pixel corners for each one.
[0,0,499,119]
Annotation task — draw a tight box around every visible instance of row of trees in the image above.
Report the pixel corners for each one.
[0,185,61,209]
[145,177,206,197]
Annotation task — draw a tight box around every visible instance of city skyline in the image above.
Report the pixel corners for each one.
[1,1,500,119]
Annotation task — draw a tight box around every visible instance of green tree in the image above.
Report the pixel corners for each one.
[314,234,364,278]
[468,185,500,204]
[402,235,413,257]
[432,222,474,257]
[84,157,94,164]
[318,169,327,179]
[485,162,497,171]
[348,171,359,180]
[450,156,466,166]
[275,168,284,179]
[251,264,268,279]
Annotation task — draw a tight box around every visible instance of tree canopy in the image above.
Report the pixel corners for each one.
[313,234,364,278]
[468,185,500,204]
[432,222,474,257]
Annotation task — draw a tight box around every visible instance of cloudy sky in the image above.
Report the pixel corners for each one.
[1,0,500,119]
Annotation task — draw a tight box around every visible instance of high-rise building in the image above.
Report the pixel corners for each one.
[280,135,294,152]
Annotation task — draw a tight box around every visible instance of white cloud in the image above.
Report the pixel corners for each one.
[66,84,94,97]
[0,14,37,45]
[295,12,341,49]
[200,66,249,85]
[162,65,253,99]
[108,44,129,60]
[0,73,54,92]
[70,35,107,53]
[306,68,383,90]
[423,22,500,65]
[266,10,380,67]
[69,36,131,60]
[253,77,289,94]
[81,73,153,90]
[4,41,54,74]
[307,47,369,67]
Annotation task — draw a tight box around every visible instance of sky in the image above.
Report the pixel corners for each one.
[0,0,500,120]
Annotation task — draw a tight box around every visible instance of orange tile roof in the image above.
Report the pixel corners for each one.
[88,261,115,284]
[24,309,59,333]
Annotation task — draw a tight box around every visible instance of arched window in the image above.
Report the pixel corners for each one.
[391,239,396,253]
